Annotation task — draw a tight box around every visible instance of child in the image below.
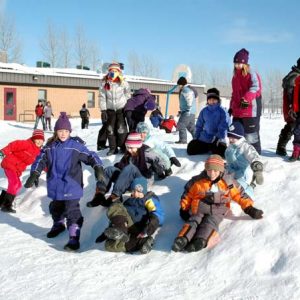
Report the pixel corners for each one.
[24,112,104,251]
[150,106,164,128]
[172,154,263,252]
[87,132,168,208]
[225,121,264,198]
[44,101,54,131]
[0,129,45,213]
[95,177,164,254]
[34,100,46,130]
[160,115,177,133]
[124,88,156,132]
[136,122,181,175]
[79,103,90,129]
[187,88,229,157]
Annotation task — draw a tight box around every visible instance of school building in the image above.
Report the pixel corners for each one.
[0,62,206,122]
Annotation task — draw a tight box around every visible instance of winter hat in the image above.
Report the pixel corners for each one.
[31,129,45,141]
[177,76,187,86]
[206,87,220,101]
[233,48,249,64]
[125,133,143,148]
[131,177,148,194]
[227,121,245,139]
[54,112,72,132]
[108,62,122,73]
[136,122,150,135]
[205,155,225,172]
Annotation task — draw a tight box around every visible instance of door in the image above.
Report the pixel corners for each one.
[4,88,16,120]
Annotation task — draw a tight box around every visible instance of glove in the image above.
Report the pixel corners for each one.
[170,157,181,167]
[288,109,297,121]
[94,165,105,182]
[179,208,191,221]
[228,108,233,116]
[240,99,249,109]
[244,206,264,219]
[24,171,40,188]
[251,161,264,185]
[165,168,173,177]
[101,110,108,123]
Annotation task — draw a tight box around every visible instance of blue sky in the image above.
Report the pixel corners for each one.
[2,0,300,79]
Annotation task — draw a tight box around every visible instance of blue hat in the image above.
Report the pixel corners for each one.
[54,112,72,132]
[228,121,244,139]
[136,122,150,140]
[131,177,148,194]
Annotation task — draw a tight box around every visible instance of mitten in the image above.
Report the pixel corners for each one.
[24,171,40,188]
[179,208,191,221]
[101,110,108,123]
[228,108,233,116]
[94,165,105,182]
[244,206,264,219]
[251,161,264,185]
[170,157,181,167]
[240,99,249,109]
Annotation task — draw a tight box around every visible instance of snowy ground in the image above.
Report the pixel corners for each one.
[0,115,299,300]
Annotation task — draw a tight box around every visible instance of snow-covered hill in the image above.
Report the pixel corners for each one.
[0,116,299,300]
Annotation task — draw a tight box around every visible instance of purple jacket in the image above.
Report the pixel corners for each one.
[31,137,103,200]
[124,89,156,112]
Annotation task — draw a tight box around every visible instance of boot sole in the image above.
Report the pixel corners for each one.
[140,237,154,254]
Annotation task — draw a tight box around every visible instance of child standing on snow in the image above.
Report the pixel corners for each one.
[79,103,90,129]
[225,121,264,198]
[95,177,164,254]
[0,129,45,213]
[44,101,54,131]
[24,112,105,251]
[172,154,263,252]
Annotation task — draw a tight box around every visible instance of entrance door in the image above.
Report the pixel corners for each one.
[4,88,16,120]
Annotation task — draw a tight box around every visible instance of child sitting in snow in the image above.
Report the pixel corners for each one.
[160,115,177,133]
[172,154,263,252]
[95,176,164,254]
[225,121,264,199]
[0,129,45,213]
[86,132,168,208]
[136,122,181,177]
[24,112,104,251]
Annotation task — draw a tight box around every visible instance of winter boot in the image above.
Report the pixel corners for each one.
[86,191,107,207]
[64,224,80,251]
[107,135,118,156]
[1,193,16,213]
[104,215,129,242]
[289,144,300,162]
[47,221,66,238]
[0,190,7,207]
[172,236,188,252]
[185,238,207,252]
[276,124,294,156]
[140,236,154,254]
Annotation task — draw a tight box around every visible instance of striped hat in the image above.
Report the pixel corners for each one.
[108,62,122,73]
[125,133,143,149]
[205,155,225,172]
[31,129,45,141]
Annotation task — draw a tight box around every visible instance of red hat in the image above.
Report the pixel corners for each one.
[205,155,225,172]
[125,133,143,148]
[32,129,45,141]
[108,62,122,73]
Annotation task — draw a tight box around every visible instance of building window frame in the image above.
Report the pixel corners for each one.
[38,89,47,105]
[87,91,95,108]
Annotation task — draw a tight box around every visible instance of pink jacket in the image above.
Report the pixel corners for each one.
[230,69,262,118]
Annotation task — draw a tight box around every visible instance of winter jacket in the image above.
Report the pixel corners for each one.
[99,80,131,111]
[124,89,156,113]
[35,105,44,117]
[179,85,196,114]
[225,137,262,180]
[114,145,166,179]
[124,191,164,226]
[44,106,53,118]
[180,173,253,215]
[160,119,177,131]
[31,137,102,200]
[79,108,90,119]
[195,104,229,143]
[150,109,164,128]
[230,69,262,118]
[1,139,41,176]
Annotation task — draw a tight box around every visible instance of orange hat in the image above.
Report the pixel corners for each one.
[205,155,224,172]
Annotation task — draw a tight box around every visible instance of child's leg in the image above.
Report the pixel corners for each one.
[47,200,66,238]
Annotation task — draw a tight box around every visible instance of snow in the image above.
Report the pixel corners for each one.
[0,116,299,300]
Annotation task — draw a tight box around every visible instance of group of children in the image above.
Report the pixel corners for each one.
[0,93,265,254]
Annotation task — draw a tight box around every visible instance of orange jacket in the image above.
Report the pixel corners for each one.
[180,176,253,215]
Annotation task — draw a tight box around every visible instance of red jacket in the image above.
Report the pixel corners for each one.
[35,105,44,117]
[161,119,177,131]
[1,139,41,176]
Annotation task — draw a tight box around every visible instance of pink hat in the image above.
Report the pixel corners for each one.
[125,133,143,148]
[32,129,45,141]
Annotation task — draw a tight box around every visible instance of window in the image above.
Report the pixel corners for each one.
[153,94,160,106]
[87,91,95,108]
[38,89,47,105]
[6,92,13,105]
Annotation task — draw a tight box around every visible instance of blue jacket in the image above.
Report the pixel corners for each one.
[124,192,164,225]
[31,137,103,200]
[195,104,229,143]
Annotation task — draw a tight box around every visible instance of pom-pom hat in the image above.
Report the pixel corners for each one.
[54,112,72,132]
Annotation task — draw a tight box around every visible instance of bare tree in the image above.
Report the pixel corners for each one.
[60,29,72,68]
[40,22,60,67]
[191,64,209,84]
[128,51,141,76]
[74,25,89,67]
[0,15,22,62]
[90,43,101,71]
